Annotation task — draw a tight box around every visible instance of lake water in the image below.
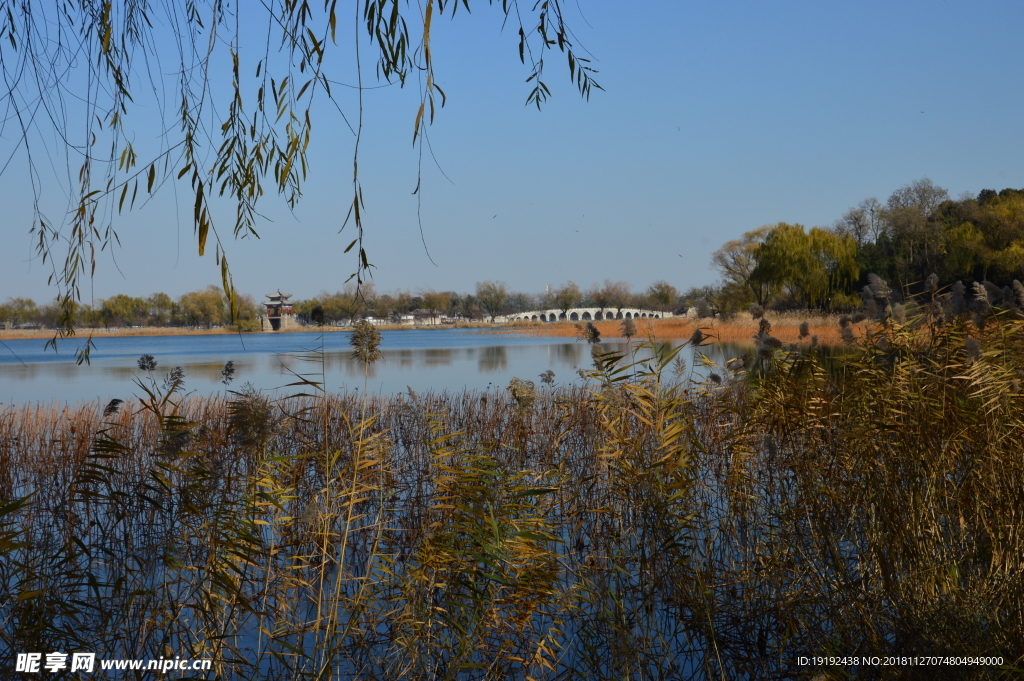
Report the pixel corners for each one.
[0,329,730,405]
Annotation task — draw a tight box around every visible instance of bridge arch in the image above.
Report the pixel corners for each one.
[499,307,670,324]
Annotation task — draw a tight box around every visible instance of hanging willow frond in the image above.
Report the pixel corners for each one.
[1,1,598,352]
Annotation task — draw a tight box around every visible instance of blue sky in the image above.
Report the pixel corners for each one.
[2,0,1023,303]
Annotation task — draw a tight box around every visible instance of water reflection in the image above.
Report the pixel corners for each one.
[554,343,584,366]
[477,346,507,373]
[420,348,455,367]
[0,339,624,405]
[0,331,767,405]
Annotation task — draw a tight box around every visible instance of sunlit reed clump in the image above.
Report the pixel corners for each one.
[349,318,382,364]
[576,321,601,344]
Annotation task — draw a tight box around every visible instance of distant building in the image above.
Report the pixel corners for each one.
[262,290,299,331]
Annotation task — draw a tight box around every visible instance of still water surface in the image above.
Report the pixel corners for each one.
[0,329,727,405]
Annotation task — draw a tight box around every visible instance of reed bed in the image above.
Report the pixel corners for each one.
[1,314,1023,679]
[511,313,850,345]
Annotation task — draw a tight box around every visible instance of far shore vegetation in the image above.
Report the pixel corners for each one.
[0,314,852,346]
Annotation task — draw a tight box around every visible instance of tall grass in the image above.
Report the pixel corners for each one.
[1,311,1023,678]
[516,314,852,345]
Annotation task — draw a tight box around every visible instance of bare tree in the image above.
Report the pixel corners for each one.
[548,282,583,320]
[861,198,885,243]
[832,206,871,247]
[587,284,612,319]
[475,281,508,322]
[600,280,632,317]
[645,281,679,311]
[883,178,950,278]
[886,178,950,220]
[710,226,773,306]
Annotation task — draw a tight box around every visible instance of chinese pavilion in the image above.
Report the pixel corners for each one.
[262,290,298,331]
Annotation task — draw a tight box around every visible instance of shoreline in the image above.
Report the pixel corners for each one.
[0,314,850,345]
[491,314,849,345]
[0,321,504,341]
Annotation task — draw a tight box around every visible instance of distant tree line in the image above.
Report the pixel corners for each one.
[291,280,682,325]
[694,179,1024,315]
[1,280,684,330]
[0,286,261,330]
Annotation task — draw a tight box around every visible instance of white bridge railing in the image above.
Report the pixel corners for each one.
[496,307,673,323]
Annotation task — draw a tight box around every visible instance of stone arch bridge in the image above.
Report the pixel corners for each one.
[498,307,674,323]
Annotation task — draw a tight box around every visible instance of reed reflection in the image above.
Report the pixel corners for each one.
[553,343,584,367]
[418,348,454,367]
[477,346,507,373]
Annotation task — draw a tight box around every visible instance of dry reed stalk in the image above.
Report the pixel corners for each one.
[508,314,855,345]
